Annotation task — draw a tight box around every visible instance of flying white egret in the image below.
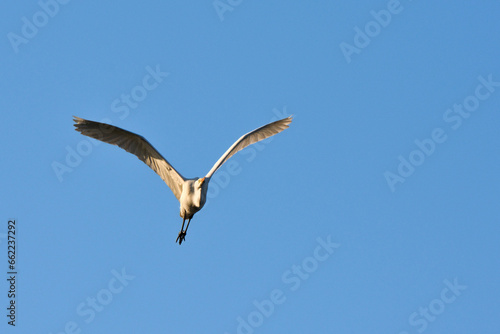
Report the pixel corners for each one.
[73,116,292,244]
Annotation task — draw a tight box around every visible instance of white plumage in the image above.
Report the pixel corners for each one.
[74,116,292,244]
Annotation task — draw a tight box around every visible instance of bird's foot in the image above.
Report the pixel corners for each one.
[176,231,186,245]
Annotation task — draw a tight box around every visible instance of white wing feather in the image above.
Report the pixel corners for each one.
[73,117,185,200]
[205,116,292,179]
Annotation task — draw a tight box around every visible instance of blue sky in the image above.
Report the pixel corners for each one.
[1,1,500,333]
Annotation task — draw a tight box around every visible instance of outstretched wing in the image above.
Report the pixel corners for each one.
[73,117,185,200]
[205,116,292,179]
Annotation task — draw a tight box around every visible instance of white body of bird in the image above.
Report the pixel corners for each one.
[179,178,208,219]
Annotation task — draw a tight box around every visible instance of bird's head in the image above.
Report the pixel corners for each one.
[196,177,206,189]
[195,177,208,208]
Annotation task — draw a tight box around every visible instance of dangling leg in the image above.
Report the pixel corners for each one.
[184,217,192,236]
[177,217,192,245]
[176,217,186,245]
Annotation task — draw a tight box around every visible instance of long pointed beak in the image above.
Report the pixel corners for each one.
[199,177,205,184]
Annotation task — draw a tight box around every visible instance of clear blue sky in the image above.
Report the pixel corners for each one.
[2,1,500,333]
